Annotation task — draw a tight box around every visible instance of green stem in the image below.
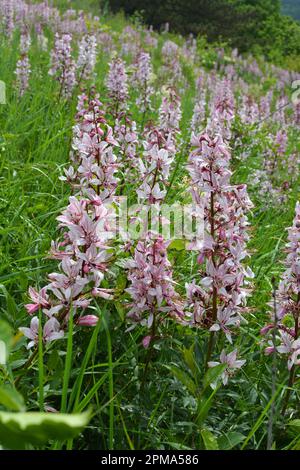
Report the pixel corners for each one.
[205,191,217,369]
[267,277,278,450]
[38,309,44,412]
[141,309,156,390]
[102,316,114,450]
[61,308,74,414]
[282,302,299,415]
[14,348,38,388]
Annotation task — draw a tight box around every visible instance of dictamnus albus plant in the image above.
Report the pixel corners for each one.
[132,88,181,207]
[1,0,14,39]
[114,114,140,183]
[190,74,208,133]
[20,93,118,351]
[15,27,31,96]
[208,78,235,141]
[106,57,128,121]
[77,34,97,84]
[252,130,297,207]
[294,102,300,126]
[20,193,114,350]
[61,92,119,202]
[136,132,174,206]
[125,236,184,349]
[49,33,76,99]
[124,90,183,348]
[159,87,182,147]
[262,202,300,412]
[160,40,183,86]
[125,139,183,347]
[185,131,253,378]
[35,23,48,51]
[131,51,154,120]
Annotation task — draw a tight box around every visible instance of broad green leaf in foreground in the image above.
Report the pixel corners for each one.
[0,410,91,449]
[0,385,25,411]
[218,431,245,450]
[201,428,219,450]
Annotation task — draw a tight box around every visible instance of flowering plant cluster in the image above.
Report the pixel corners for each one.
[124,89,183,344]
[131,51,154,115]
[15,28,31,96]
[49,33,76,99]
[3,3,300,447]
[21,95,118,346]
[262,202,300,371]
[77,34,97,83]
[106,57,129,119]
[186,131,253,366]
[125,235,184,348]
[63,92,119,202]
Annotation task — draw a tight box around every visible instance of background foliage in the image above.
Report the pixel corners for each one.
[108,0,300,63]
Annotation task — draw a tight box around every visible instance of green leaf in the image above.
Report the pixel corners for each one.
[288,419,300,428]
[203,363,226,392]
[114,301,125,322]
[218,431,245,450]
[47,349,61,371]
[0,410,91,449]
[166,365,196,396]
[168,239,186,251]
[0,284,18,321]
[0,320,12,365]
[196,386,219,425]
[164,442,192,450]
[292,440,300,450]
[0,320,12,346]
[288,419,300,436]
[115,274,128,292]
[182,345,199,381]
[201,428,219,450]
[0,385,25,412]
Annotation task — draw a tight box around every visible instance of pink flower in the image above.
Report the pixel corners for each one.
[19,316,64,349]
[43,317,64,343]
[208,349,246,385]
[159,87,181,145]
[277,332,300,370]
[25,287,50,315]
[126,235,184,332]
[92,288,114,299]
[77,315,99,327]
[209,307,240,343]
[19,317,39,349]
[142,335,152,349]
